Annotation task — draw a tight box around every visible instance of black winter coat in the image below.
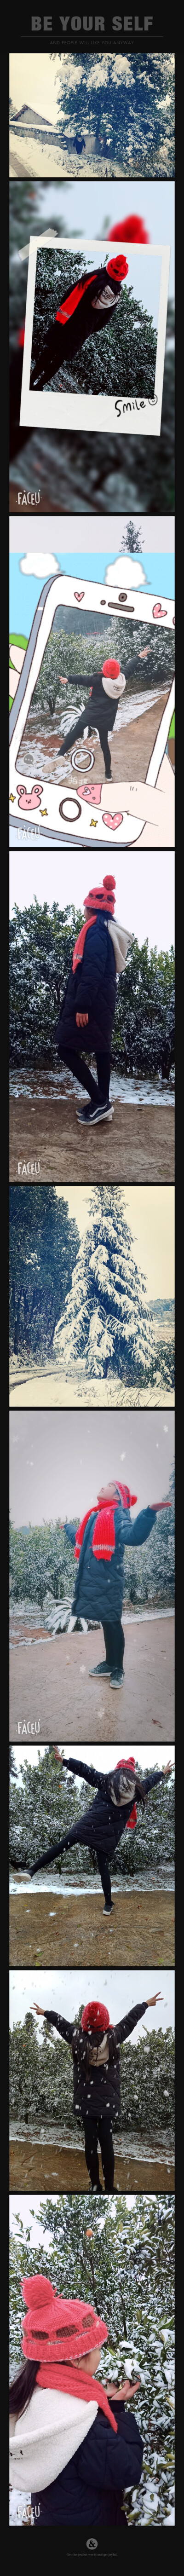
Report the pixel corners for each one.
[64,1503,156,1624]
[31,2398,144,2525]
[56,913,116,1056]
[59,653,139,734]
[31,266,124,389]
[44,1998,147,2124]
[58,1754,163,1858]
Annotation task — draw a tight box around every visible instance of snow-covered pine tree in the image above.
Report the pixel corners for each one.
[54,1188,154,1384]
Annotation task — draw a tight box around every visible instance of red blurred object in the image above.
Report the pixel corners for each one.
[17,326,25,348]
[108,217,150,243]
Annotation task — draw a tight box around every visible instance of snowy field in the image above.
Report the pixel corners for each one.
[9,1066,175,1111]
[9,1367,175,1410]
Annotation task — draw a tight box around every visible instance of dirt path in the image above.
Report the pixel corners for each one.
[9,1098,175,1184]
[9,1887,174,1970]
[9,2132,174,2193]
[9,1615,174,1741]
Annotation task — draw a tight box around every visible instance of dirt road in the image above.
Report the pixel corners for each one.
[9,1097,174,1184]
[9,1613,174,1741]
[9,1886,174,1970]
[9,2131,174,2193]
[23,690,170,789]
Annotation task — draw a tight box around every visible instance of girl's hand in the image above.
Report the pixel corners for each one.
[59,675,68,683]
[139,647,149,659]
[146,1991,163,2007]
[163,1760,173,1777]
[53,1747,63,1763]
[76,1011,89,1027]
[151,1499,172,1511]
[33,2003,45,2016]
[106,2379,140,2402]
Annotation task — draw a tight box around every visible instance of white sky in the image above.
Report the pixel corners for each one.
[12,1742,174,1780]
[9,848,174,956]
[54,1184,174,1301]
[10,514,175,554]
[10,1967,174,2039]
[9,1407,174,1524]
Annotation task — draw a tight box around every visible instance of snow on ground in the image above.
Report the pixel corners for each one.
[9,1067,175,1108]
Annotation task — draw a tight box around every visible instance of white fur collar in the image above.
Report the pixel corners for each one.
[10,2386,98,2492]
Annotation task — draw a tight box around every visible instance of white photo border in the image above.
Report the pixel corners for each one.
[9,572,175,849]
[20,236,170,439]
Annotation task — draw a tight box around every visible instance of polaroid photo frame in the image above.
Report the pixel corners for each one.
[20,235,170,439]
[9,572,175,851]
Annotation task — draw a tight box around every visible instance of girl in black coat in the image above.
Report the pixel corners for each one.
[58,645,149,775]
[29,1748,172,1915]
[30,253,129,390]
[56,869,132,1127]
[33,1990,162,2195]
[10,2276,144,2527]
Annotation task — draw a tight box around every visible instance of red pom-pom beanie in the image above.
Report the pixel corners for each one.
[81,2001,110,2033]
[21,2276,118,2431]
[107,254,128,281]
[84,872,116,913]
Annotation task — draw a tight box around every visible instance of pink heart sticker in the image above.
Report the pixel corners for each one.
[74,590,85,602]
[103,812,123,831]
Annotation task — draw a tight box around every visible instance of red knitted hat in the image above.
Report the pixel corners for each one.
[108,217,150,243]
[21,2277,107,2358]
[107,254,128,281]
[116,1483,137,1507]
[102,659,120,678]
[115,1756,135,1772]
[20,2275,119,2432]
[84,873,115,913]
[81,2001,110,2033]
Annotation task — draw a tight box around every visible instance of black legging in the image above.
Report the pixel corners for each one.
[30,1825,112,1906]
[103,1620,125,1672]
[58,1043,111,1105]
[59,705,112,779]
[84,2114,115,2192]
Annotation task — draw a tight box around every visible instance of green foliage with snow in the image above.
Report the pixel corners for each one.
[9,1185,79,1359]
[9,903,175,1084]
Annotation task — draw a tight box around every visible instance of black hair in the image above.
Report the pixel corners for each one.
[72,2027,116,2067]
[9,2356,37,2416]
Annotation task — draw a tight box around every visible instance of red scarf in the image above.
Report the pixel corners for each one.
[34,2363,117,2429]
[72,913,98,972]
[75,1503,119,1562]
[56,271,98,327]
